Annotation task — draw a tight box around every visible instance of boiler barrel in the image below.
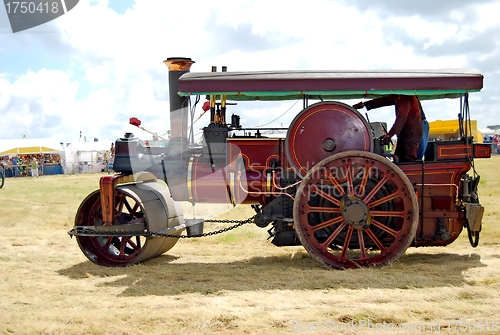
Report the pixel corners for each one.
[182,156,269,205]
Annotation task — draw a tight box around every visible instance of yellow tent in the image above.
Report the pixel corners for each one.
[0,139,64,155]
[0,146,62,155]
[428,119,483,143]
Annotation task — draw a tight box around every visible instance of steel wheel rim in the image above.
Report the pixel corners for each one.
[75,189,149,266]
[293,151,418,269]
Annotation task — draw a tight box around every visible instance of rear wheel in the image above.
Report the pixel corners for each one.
[293,151,418,269]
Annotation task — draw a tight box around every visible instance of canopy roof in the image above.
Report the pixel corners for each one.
[178,68,483,101]
[0,139,64,155]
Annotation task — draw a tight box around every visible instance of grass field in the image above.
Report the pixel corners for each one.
[1,157,500,335]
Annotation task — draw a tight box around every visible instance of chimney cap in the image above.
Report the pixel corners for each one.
[164,57,195,71]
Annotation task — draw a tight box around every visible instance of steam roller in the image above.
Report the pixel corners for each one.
[69,56,489,269]
[73,173,183,266]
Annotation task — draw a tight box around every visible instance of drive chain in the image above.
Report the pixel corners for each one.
[153,216,255,238]
[69,216,256,239]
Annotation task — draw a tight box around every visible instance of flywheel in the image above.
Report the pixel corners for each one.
[285,101,373,177]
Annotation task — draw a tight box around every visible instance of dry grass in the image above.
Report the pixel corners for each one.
[1,157,500,335]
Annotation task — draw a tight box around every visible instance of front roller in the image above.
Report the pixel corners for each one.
[73,181,183,266]
[293,151,418,269]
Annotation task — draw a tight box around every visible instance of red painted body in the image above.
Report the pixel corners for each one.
[400,160,470,246]
[185,136,490,248]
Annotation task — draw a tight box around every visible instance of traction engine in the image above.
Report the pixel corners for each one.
[69,58,490,269]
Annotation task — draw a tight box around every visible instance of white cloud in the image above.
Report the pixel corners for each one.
[84,61,112,85]
[0,75,11,108]
[0,69,79,140]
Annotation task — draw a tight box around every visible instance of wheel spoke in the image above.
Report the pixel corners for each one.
[326,171,346,197]
[313,186,341,206]
[131,203,140,216]
[345,164,354,196]
[322,221,347,247]
[340,226,354,258]
[368,191,400,208]
[103,236,113,250]
[116,195,125,216]
[371,218,398,236]
[365,228,386,250]
[358,230,367,259]
[312,215,343,232]
[356,165,370,198]
[119,237,126,256]
[308,206,341,214]
[123,198,135,214]
[363,175,389,203]
[123,236,140,253]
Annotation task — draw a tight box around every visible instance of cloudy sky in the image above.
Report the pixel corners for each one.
[1,0,499,145]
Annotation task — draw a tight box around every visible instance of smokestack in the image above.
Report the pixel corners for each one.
[163,57,195,147]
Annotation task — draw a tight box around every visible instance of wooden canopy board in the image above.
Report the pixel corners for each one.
[178,68,483,101]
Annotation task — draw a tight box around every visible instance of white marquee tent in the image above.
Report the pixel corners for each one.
[65,142,112,174]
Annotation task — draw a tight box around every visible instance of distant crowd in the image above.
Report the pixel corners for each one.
[484,134,500,154]
[0,154,62,177]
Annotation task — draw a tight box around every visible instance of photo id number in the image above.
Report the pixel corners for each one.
[5,1,60,14]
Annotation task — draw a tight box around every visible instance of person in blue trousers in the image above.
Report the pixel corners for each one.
[416,98,429,160]
[12,157,20,177]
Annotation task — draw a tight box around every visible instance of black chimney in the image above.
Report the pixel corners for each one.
[163,57,195,148]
